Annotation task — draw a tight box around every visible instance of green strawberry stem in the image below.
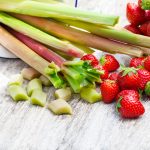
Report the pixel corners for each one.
[145,81,150,96]
[116,96,122,113]
[141,0,150,10]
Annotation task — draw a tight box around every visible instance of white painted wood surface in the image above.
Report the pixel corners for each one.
[0,0,150,150]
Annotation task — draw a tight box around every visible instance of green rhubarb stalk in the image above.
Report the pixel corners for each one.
[141,0,150,10]
[60,19,150,50]
[80,87,102,104]
[8,85,29,102]
[0,26,101,93]
[8,74,23,86]
[0,12,84,58]
[11,14,143,57]
[55,87,72,101]
[11,14,94,54]
[0,26,64,88]
[27,78,42,96]
[0,0,119,26]
[31,89,47,107]
[5,25,102,93]
[48,99,73,115]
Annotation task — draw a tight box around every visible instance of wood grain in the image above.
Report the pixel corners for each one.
[0,0,150,150]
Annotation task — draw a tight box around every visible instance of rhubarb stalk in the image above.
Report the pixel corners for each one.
[0,26,64,88]
[0,0,119,26]
[7,27,65,67]
[11,14,143,57]
[0,26,101,93]
[0,12,84,58]
[60,19,150,49]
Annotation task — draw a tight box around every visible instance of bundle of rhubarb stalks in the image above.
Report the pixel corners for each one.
[0,0,150,118]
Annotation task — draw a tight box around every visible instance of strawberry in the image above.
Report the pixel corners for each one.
[117,66,140,90]
[129,57,145,68]
[124,24,142,34]
[81,54,99,67]
[144,56,150,71]
[137,68,150,90]
[100,54,119,72]
[100,79,119,104]
[145,81,150,96]
[145,10,150,21]
[108,72,119,81]
[94,65,109,80]
[126,3,145,25]
[116,90,145,118]
[139,21,150,36]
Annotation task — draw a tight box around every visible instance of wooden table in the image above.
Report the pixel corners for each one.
[0,0,150,150]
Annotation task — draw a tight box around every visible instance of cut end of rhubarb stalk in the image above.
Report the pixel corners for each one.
[48,99,73,115]
[21,67,41,80]
[8,74,23,86]
[55,87,72,101]
[27,78,42,96]
[8,85,29,102]
[31,89,47,107]
[39,75,52,86]
[80,87,102,103]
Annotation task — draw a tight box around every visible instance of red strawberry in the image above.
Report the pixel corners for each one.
[94,65,109,80]
[116,90,145,118]
[144,56,150,71]
[139,21,150,36]
[108,72,119,81]
[117,66,140,90]
[81,54,99,67]
[145,10,150,21]
[100,54,119,72]
[126,3,145,25]
[100,79,119,104]
[129,57,145,68]
[137,68,150,90]
[124,24,142,34]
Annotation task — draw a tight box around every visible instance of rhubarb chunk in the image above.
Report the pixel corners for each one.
[8,85,29,101]
[21,67,41,80]
[48,99,72,115]
[39,75,51,86]
[31,89,47,107]
[55,87,72,101]
[27,78,42,96]
[80,87,102,103]
[8,74,23,86]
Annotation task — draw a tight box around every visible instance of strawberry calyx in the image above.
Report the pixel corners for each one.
[120,65,138,76]
[138,89,143,100]
[145,81,150,96]
[116,96,123,112]
[100,56,106,65]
